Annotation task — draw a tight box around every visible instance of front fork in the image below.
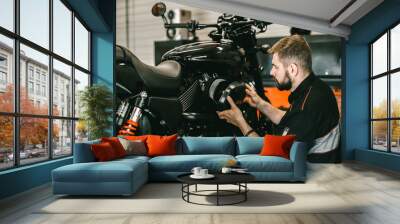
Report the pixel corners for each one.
[118,91,148,136]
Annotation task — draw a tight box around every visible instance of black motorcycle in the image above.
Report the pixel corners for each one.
[115,2,272,136]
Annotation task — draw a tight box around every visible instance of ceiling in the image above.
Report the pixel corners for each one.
[168,0,384,38]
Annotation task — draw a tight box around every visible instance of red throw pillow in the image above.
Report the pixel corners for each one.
[101,137,127,158]
[260,135,296,159]
[124,135,148,143]
[146,134,178,157]
[91,142,118,161]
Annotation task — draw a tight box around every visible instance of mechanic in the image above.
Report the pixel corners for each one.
[217,35,340,162]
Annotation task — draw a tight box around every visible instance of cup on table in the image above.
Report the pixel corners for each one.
[221,167,232,174]
[199,168,208,176]
[191,167,202,176]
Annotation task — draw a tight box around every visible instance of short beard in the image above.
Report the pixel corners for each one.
[275,70,292,91]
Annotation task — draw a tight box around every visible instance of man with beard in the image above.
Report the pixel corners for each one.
[217,35,340,162]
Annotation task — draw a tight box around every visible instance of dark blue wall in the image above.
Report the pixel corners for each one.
[344,0,400,171]
[91,1,116,136]
[0,0,116,200]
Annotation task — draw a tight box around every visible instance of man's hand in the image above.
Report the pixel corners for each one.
[216,96,246,128]
[243,83,286,125]
[243,83,264,108]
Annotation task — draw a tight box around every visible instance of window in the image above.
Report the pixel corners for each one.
[0,54,7,89]
[74,69,89,142]
[28,67,34,80]
[0,0,91,170]
[0,71,6,85]
[20,117,49,165]
[391,24,400,70]
[54,89,58,102]
[35,83,40,95]
[0,0,14,32]
[35,70,41,81]
[0,116,13,170]
[20,0,49,49]
[370,23,400,154]
[53,119,72,158]
[75,18,89,70]
[28,81,34,94]
[53,59,72,117]
[0,35,13,113]
[74,69,89,118]
[53,0,72,60]
[42,85,46,97]
[0,54,7,67]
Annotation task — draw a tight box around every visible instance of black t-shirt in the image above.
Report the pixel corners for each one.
[276,73,339,143]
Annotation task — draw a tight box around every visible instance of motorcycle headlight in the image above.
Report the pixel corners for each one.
[218,81,246,110]
[207,78,246,110]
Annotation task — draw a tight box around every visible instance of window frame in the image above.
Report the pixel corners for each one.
[0,0,92,171]
[370,19,400,154]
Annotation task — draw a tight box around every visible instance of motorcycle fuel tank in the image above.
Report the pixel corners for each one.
[161,40,243,73]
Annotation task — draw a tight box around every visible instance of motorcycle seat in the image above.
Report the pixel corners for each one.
[119,46,181,93]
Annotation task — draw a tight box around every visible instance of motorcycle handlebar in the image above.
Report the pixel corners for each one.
[164,19,266,32]
[164,22,218,30]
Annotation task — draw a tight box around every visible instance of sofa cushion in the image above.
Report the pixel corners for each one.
[260,135,296,159]
[101,137,127,158]
[147,134,178,157]
[91,142,118,161]
[235,137,263,155]
[118,138,147,156]
[52,158,147,183]
[115,155,150,163]
[124,135,148,142]
[148,154,235,172]
[73,140,100,163]
[236,155,293,172]
[177,137,235,155]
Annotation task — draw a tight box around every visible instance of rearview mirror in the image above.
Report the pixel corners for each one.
[151,2,166,17]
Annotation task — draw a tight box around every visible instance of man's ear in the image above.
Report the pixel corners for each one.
[289,63,298,77]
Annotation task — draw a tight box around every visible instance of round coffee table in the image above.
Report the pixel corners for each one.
[177,173,255,206]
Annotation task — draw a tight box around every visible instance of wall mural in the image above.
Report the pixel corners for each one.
[115,2,342,163]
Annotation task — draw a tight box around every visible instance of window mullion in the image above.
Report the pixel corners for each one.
[49,0,53,160]
[13,0,21,167]
[370,45,373,149]
[71,10,76,155]
[388,30,391,152]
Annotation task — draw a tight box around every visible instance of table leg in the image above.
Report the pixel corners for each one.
[217,184,219,206]
[245,183,247,201]
[195,184,197,192]
[181,184,183,199]
[187,184,190,202]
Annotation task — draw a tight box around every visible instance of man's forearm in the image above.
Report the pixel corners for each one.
[257,101,286,125]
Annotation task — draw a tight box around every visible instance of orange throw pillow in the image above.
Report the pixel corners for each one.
[260,135,296,159]
[91,142,118,161]
[101,137,127,158]
[146,134,178,157]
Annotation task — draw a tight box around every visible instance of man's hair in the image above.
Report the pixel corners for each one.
[268,35,312,73]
